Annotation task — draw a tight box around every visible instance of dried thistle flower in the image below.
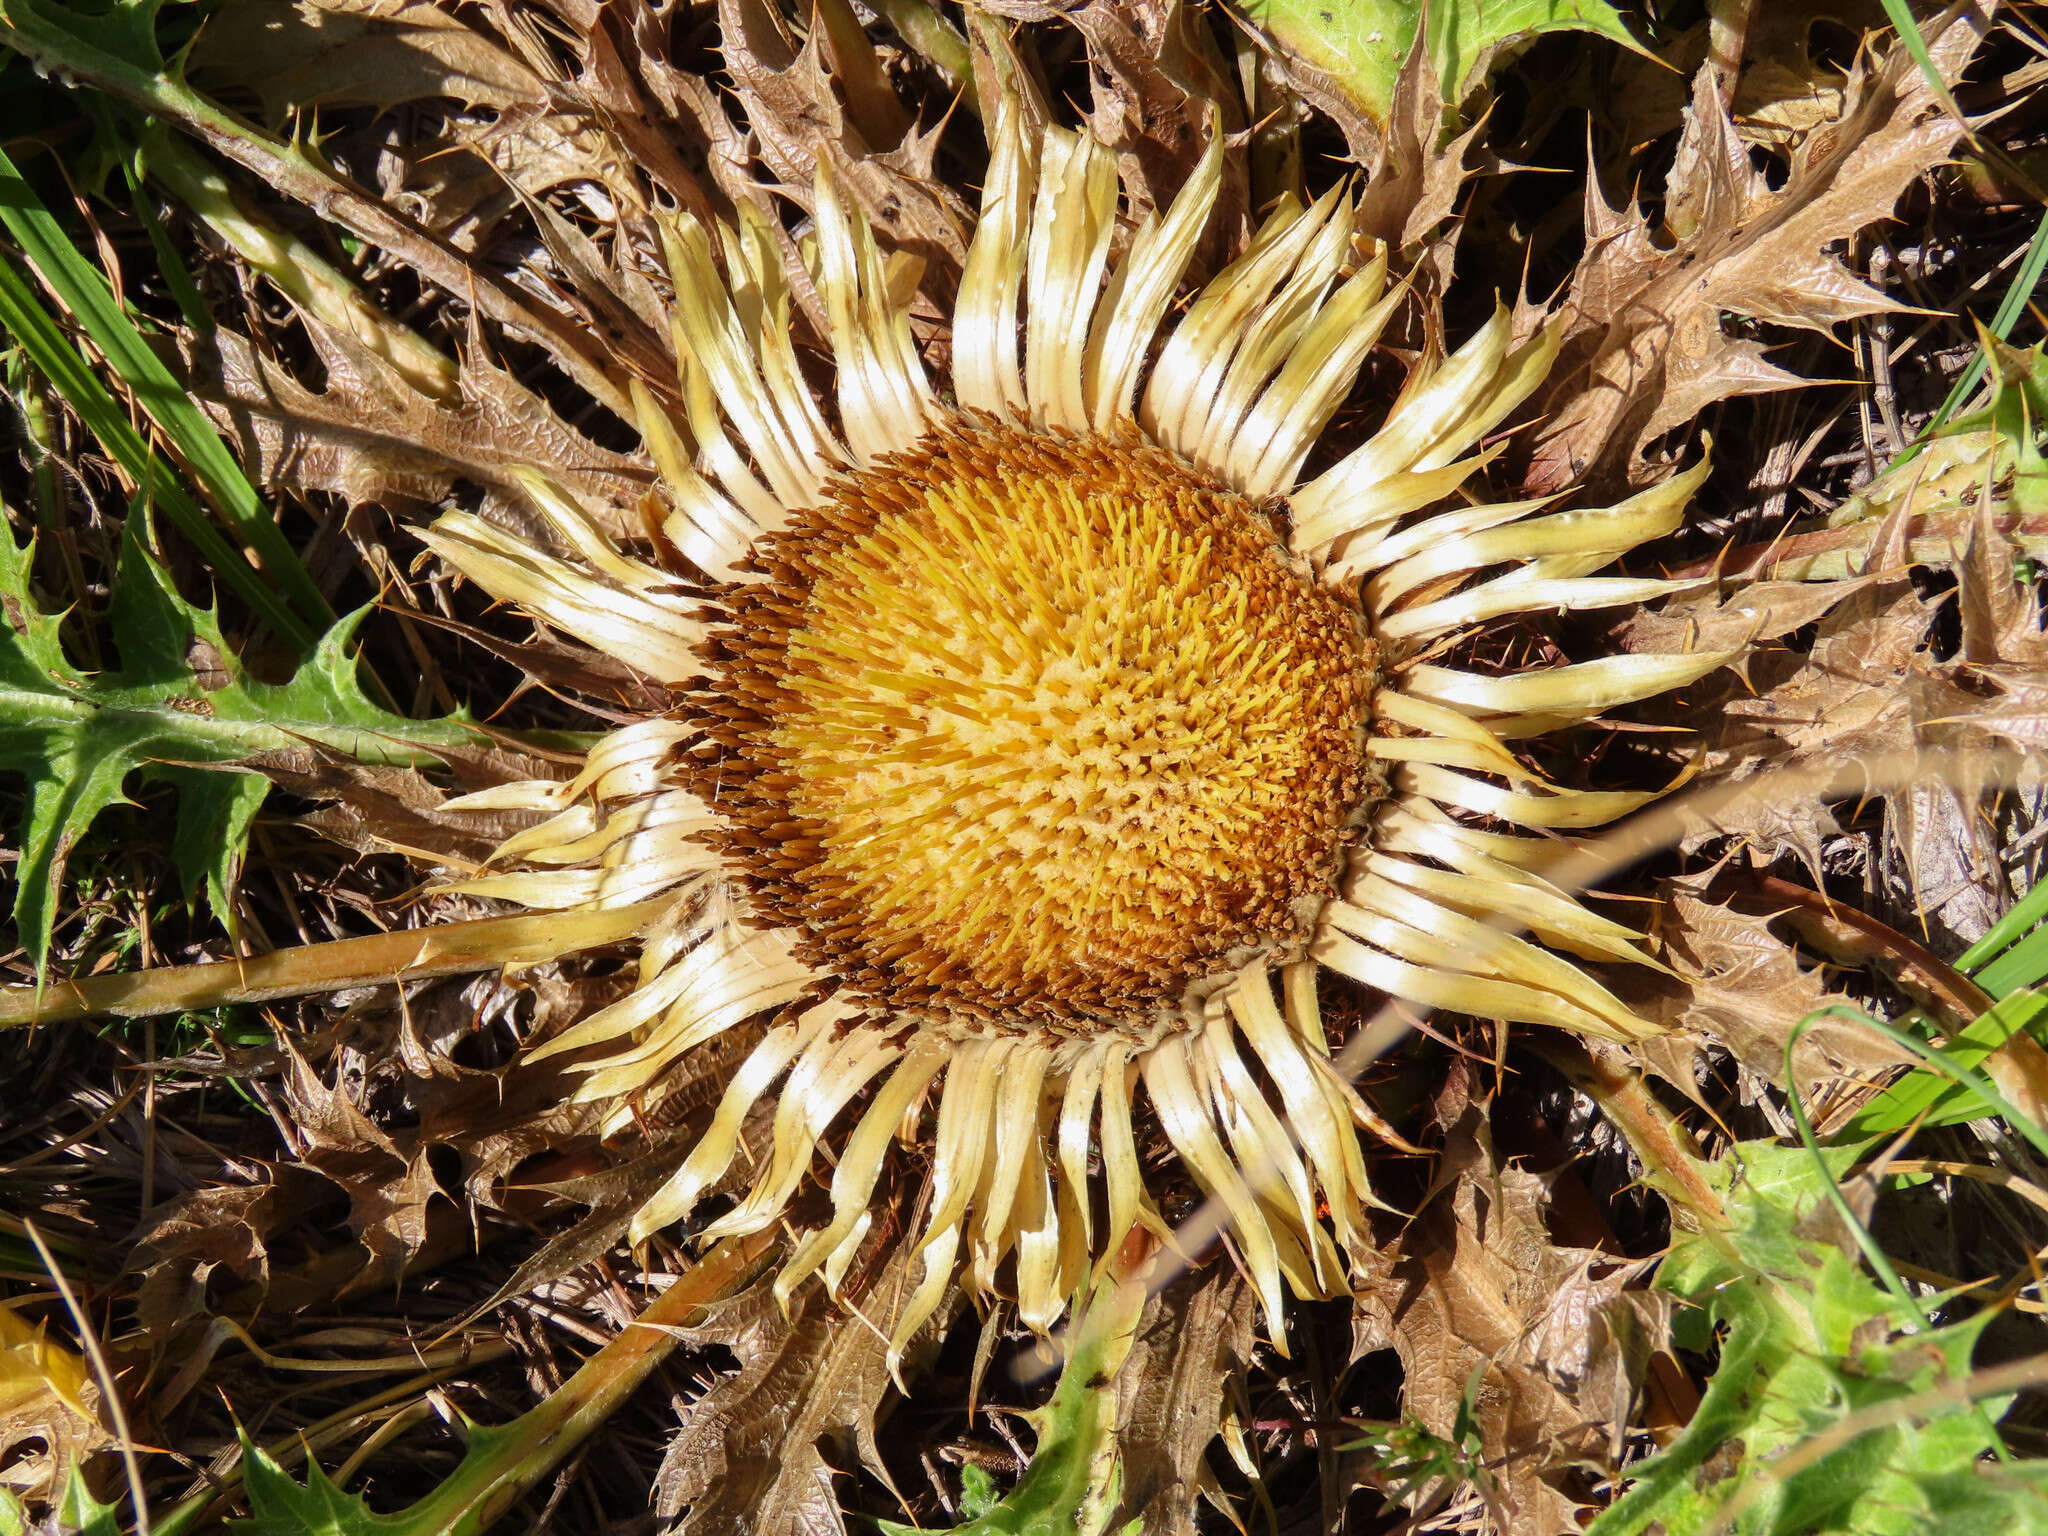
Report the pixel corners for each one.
[420,89,1729,1365]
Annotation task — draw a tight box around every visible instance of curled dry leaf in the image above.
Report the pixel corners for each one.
[1352,1106,1666,1534]
[1613,568,1878,880]
[194,0,706,361]
[1640,508,2045,945]
[1623,877,1913,1102]
[1113,1264,1256,1536]
[275,1040,444,1281]
[0,1303,107,1507]
[1523,2,1990,492]
[131,1171,327,1338]
[463,1020,770,1315]
[654,1226,951,1536]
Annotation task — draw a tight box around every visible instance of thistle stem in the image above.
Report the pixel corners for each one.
[0,900,672,1028]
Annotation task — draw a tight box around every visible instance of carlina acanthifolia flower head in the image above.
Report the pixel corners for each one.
[418,82,1731,1369]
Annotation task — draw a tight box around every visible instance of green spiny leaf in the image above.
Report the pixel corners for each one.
[1238,0,1641,128]
[240,1437,407,1536]
[0,507,476,977]
[0,1470,125,1536]
[1590,1136,2048,1536]
[57,1469,123,1536]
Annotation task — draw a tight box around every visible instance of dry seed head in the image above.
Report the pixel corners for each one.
[692,419,1379,1030]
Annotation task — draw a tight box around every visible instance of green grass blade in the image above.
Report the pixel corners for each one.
[1974,926,2048,998]
[1819,1000,2048,1158]
[0,251,311,647]
[117,138,213,337]
[1958,872,2048,982]
[1845,991,2048,1137]
[0,141,328,645]
[1921,204,2048,442]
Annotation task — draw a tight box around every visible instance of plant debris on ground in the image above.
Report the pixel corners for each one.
[2,1,2047,1534]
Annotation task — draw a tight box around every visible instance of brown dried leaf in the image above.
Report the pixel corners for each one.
[1523,3,1989,492]
[197,0,717,268]
[1654,512,2044,939]
[1624,881,1913,1098]
[719,0,970,276]
[1064,0,1251,261]
[543,0,765,240]
[186,319,652,533]
[1614,573,1880,660]
[192,0,545,119]
[132,1172,324,1335]
[460,1020,769,1313]
[1114,1263,1256,1535]
[249,738,567,870]
[463,1146,692,1322]
[276,1042,444,1278]
[1609,3,1881,162]
[1956,496,2048,670]
[1229,0,1378,163]
[1353,1107,1663,1532]
[654,1228,948,1536]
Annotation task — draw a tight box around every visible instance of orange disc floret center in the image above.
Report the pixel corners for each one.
[694,418,1377,1028]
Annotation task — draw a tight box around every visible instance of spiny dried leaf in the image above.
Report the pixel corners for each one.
[1523,3,1989,492]
[1654,508,2045,942]
[1351,27,1486,286]
[193,0,708,366]
[275,1040,444,1280]
[1608,1,1881,160]
[719,0,970,276]
[1112,1264,1256,1536]
[654,1229,950,1536]
[1624,879,1914,1101]
[1614,572,1881,661]
[186,319,652,534]
[251,748,557,871]
[1353,1106,1664,1533]
[132,1171,326,1337]
[463,1020,768,1315]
